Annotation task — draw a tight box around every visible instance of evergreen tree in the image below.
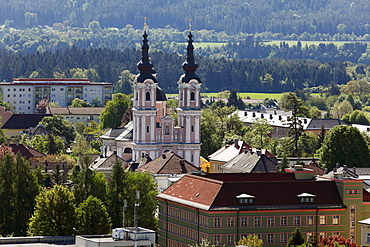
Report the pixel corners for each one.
[107,161,126,228]
[76,196,111,235]
[227,89,245,110]
[287,227,305,247]
[0,153,39,236]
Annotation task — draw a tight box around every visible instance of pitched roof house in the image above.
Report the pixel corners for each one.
[220,149,278,173]
[134,151,200,191]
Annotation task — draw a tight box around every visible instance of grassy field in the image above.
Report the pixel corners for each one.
[176,42,227,48]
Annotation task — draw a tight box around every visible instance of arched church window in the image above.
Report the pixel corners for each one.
[190,92,195,101]
[146,92,151,101]
[124,147,132,153]
[165,126,170,135]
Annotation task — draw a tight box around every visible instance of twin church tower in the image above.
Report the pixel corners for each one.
[131,31,202,167]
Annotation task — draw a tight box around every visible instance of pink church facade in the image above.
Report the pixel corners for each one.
[132,31,202,167]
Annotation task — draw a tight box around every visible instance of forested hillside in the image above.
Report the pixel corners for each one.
[1,0,370,35]
[0,47,352,93]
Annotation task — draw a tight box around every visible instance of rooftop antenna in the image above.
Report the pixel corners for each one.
[134,191,140,231]
[122,199,127,227]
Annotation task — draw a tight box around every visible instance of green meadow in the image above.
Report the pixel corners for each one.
[176,42,227,48]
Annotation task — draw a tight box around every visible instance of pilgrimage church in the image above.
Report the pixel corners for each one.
[101,31,202,167]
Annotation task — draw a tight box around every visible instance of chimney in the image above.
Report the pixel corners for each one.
[244,111,247,116]
[279,115,282,120]
[353,167,356,175]
[234,139,239,149]
[270,114,273,119]
[162,153,166,159]
[261,114,264,118]
[256,149,261,156]
[142,153,145,158]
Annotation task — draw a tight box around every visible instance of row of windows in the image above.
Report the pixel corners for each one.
[164,206,207,226]
[7,88,30,91]
[165,223,207,241]
[214,215,340,227]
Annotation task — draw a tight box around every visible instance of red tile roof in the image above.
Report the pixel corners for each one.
[159,173,344,210]
[138,151,199,175]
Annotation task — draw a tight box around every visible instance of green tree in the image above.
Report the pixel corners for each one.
[28,185,77,236]
[236,234,263,247]
[114,70,135,94]
[70,98,91,107]
[100,93,131,129]
[287,227,305,247]
[285,93,305,158]
[200,108,223,157]
[342,110,370,124]
[76,196,111,235]
[0,153,39,236]
[189,239,215,247]
[124,172,158,230]
[244,118,272,149]
[72,155,94,204]
[341,79,370,103]
[107,161,126,228]
[39,115,76,144]
[298,132,319,157]
[28,134,65,155]
[74,122,86,134]
[331,100,353,119]
[318,125,370,170]
[227,89,245,110]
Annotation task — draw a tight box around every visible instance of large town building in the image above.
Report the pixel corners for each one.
[0,78,113,113]
[131,31,202,167]
[157,172,370,247]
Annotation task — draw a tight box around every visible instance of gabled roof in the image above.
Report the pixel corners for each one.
[100,128,126,139]
[24,125,51,138]
[1,114,52,130]
[208,140,252,163]
[305,119,349,130]
[3,143,45,159]
[159,173,344,211]
[90,152,127,171]
[47,107,104,115]
[137,151,199,175]
[220,150,278,173]
[115,121,133,141]
[0,106,13,126]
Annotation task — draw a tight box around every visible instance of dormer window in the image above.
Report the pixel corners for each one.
[297,193,316,203]
[236,194,255,204]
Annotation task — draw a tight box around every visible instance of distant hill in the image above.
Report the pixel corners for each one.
[1,0,370,35]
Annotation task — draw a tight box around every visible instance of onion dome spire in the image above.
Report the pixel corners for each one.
[181,32,201,83]
[136,31,157,83]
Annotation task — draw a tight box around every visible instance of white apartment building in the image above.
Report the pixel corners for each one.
[0,78,113,113]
